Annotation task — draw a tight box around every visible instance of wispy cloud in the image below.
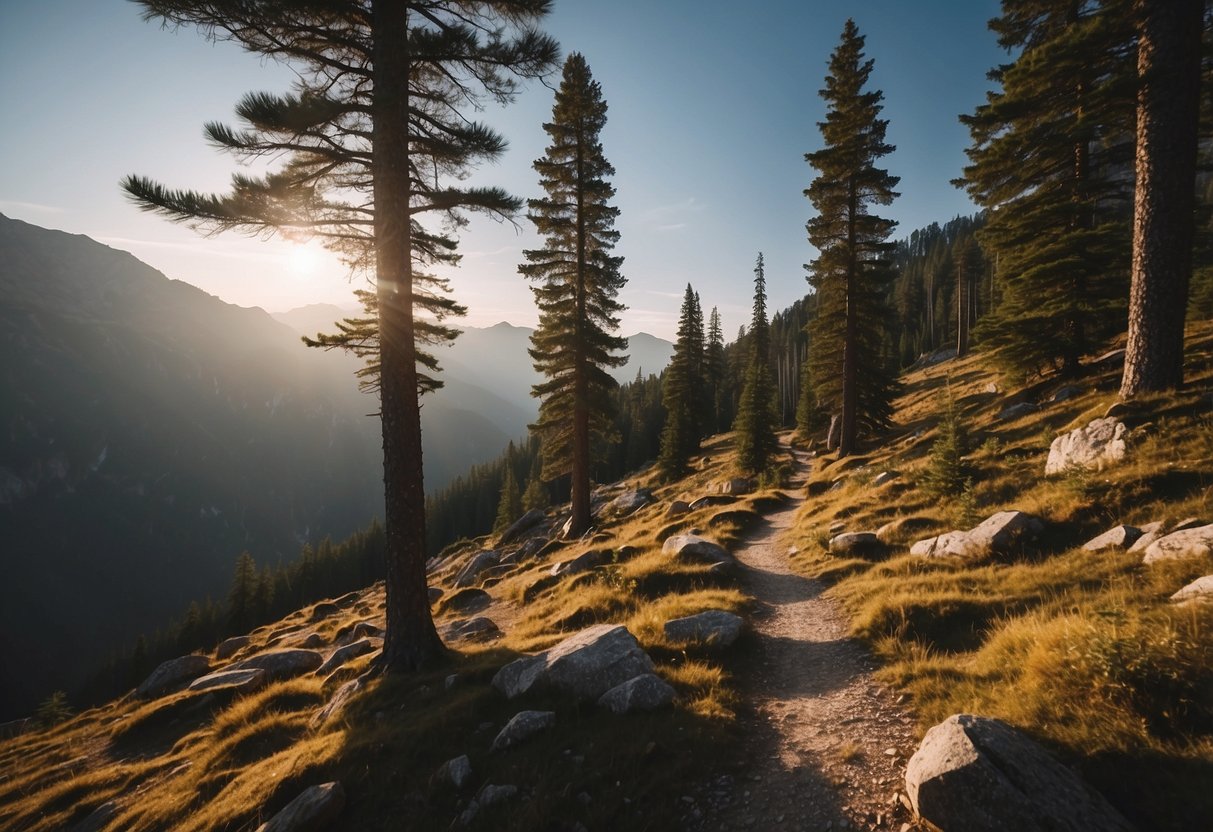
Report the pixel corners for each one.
[461,244,517,260]
[95,236,281,261]
[656,222,686,232]
[643,289,684,299]
[639,196,706,223]
[0,199,64,215]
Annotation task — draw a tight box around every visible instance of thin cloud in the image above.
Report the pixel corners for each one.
[656,222,687,231]
[0,200,64,215]
[639,196,706,222]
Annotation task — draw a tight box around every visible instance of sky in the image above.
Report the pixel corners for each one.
[0,0,1005,341]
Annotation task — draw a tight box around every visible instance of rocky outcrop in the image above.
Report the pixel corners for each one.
[551,548,612,577]
[666,500,691,517]
[311,678,364,729]
[315,639,377,677]
[717,477,754,495]
[1045,418,1128,475]
[605,488,653,516]
[454,550,500,588]
[910,511,1046,561]
[829,531,882,556]
[663,610,744,648]
[492,624,656,702]
[230,649,323,682]
[187,668,268,695]
[443,617,501,642]
[1127,520,1165,553]
[906,714,1134,832]
[1081,524,1142,552]
[662,534,734,568]
[136,654,211,699]
[491,710,555,751]
[309,602,340,622]
[1142,524,1213,564]
[442,588,491,614]
[1170,575,1213,604]
[498,509,546,545]
[215,636,250,660]
[597,673,675,714]
[254,782,345,832]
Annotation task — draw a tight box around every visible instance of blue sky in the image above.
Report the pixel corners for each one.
[0,0,1004,341]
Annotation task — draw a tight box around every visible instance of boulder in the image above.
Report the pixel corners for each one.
[215,636,250,660]
[454,550,500,588]
[1142,524,1213,564]
[300,633,326,650]
[663,610,744,648]
[309,602,340,622]
[1051,385,1083,403]
[315,639,376,677]
[352,621,385,640]
[136,654,211,699]
[444,617,501,643]
[872,470,899,487]
[1170,575,1213,604]
[1081,524,1141,553]
[597,673,676,714]
[666,500,691,518]
[515,536,549,561]
[498,508,546,545]
[230,649,323,682]
[718,477,754,495]
[998,401,1040,421]
[432,755,474,791]
[492,624,656,702]
[187,668,268,695]
[552,548,612,577]
[442,588,491,614]
[662,534,733,567]
[1127,520,1166,553]
[255,782,345,832]
[605,488,653,516]
[522,575,561,604]
[911,511,1045,561]
[906,714,1133,832]
[688,494,739,511]
[311,678,364,729]
[829,531,882,556]
[1045,418,1128,475]
[478,784,519,807]
[491,710,556,751]
[427,586,444,605]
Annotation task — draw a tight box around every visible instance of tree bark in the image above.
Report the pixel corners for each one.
[372,0,444,671]
[840,177,859,458]
[569,130,592,537]
[1121,0,1203,397]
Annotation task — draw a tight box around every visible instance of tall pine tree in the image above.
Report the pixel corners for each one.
[805,20,900,458]
[123,1,557,671]
[733,254,779,474]
[522,54,627,537]
[706,306,727,435]
[958,0,1135,378]
[659,285,705,480]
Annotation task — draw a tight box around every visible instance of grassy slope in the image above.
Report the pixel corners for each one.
[789,319,1213,831]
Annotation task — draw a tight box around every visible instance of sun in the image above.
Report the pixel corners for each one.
[286,243,321,276]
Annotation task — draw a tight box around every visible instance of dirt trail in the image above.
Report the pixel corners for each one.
[690,442,918,831]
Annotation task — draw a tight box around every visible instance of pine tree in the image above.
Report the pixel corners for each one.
[227,551,258,635]
[493,464,523,533]
[522,54,628,537]
[1120,0,1206,396]
[922,386,972,498]
[521,453,549,512]
[706,307,726,435]
[122,1,557,671]
[958,0,1135,378]
[658,285,705,480]
[805,20,901,458]
[733,254,779,474]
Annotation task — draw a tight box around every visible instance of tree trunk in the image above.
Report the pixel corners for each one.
[1121,0,1203,397]
[569,133,592,537]
[372,0,444,671]
[840,178,859,457]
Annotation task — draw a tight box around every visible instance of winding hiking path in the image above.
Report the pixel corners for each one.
[690,441,918,831]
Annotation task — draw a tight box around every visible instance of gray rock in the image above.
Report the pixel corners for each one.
[300,633,326,649]
[910,511,1045,561]
[455,800,480,826]
[492,624,656,702]
[906,714,1133,832]
[718,477,754,495]
[352,621,385,640]
[829,531,882,556]
[688,494,739,511]
[498,508,546,545]
[983,382,1000,394]
[309,602,340,621]
[516,536,549,561]
[71,800,117,832]
[136,654,211,699]
[316,638,376,677]
[922,347,958,366]
[215,636,250,660]
[1170,575,1213,604]
[666,500,691,517]
[663,610,744,648]
[311,678,365,729]
[1051,385,1083,403]
[1081,525,1141,552]
[553,548,612,577]
[454,550,500,588]
[444,617,501,642]
[443,588,491,614]
[432,754,474,791]
[254,782,346,832]
[230,649,323,682]
[872,470,899,487]
[1045,417,1128,475]
[1143,524,1213,564]
[491,710,556,751]
[606,488,653,516]
[998,401,1040,421]
[662,534,734,567]
[597,673,676,714]
[478,784,519,807]
[1127,520,1166,553]
[187,668,268,695]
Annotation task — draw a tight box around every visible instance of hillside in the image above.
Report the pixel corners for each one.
[3,322,1208,831]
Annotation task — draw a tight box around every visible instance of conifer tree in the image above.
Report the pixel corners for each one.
[733,254,779,474]
[522,54,627,537]
[706,306,726,435]
[1121,0,1206,396]
[227,551,258,635]
[493,464,523,533]
[958,0,1135,378]
[122,1,557,671]
[521,454,549,512]
[658,285,705,480]
[805,20,901,458]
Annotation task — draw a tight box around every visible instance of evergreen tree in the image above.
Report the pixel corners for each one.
[958,0,1135,378]
[733,254,779,474]
[1121,0,1206,396]
[706,306,726,435]
[227,551,258,635]
[522,454,549,512]
[658,285,705,480]
[795,357,818,437]
[493,463,523,533]
[522,54,628,537]
[122,1,557,671]
[805,20,901,457]
[922,386,972,498]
